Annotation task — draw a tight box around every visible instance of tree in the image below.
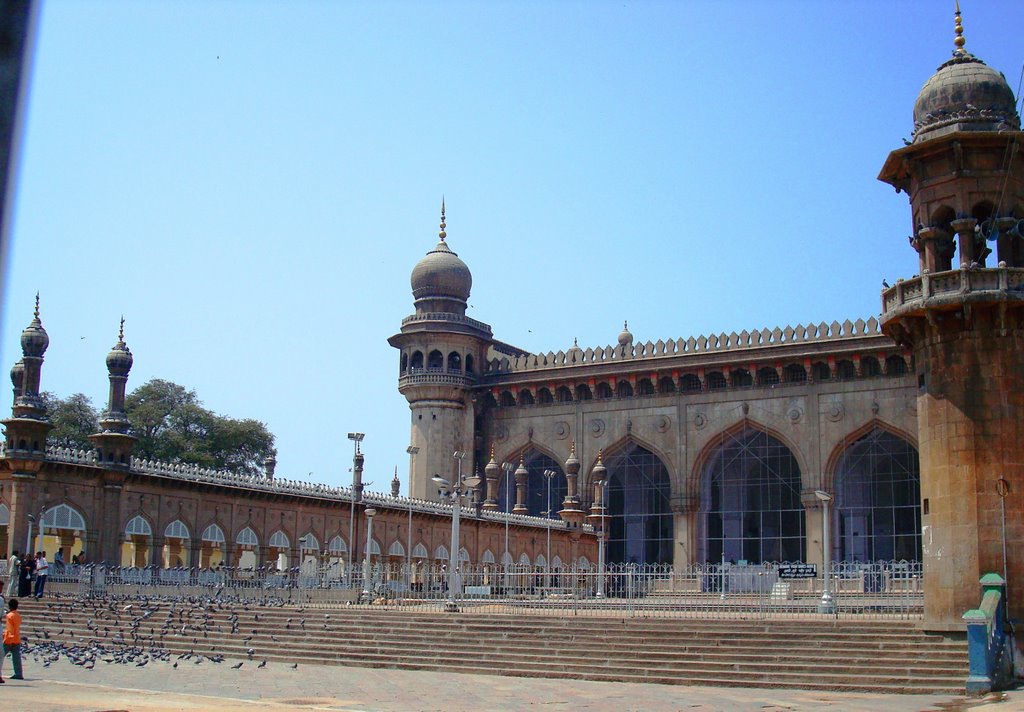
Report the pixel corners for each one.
[41,392,99,450]
[125,378,275,475]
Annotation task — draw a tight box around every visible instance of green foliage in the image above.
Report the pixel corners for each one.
[41,392,99,450]
[39,379,275,476]
[125,378,275,476]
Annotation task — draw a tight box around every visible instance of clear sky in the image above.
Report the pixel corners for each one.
[2,1,1022,494]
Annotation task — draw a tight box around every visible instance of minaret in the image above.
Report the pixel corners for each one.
[388,201,493,501]
[391,466,401,497]
[89,318,137,467]
[558,441,586,526]
[482,445,500,511]
[2,295,52,457]
[879,6,1024,631]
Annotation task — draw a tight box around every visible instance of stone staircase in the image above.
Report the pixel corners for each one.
[22,598,968,693]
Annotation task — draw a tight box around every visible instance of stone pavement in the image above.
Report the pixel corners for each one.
[0,657,1020,711]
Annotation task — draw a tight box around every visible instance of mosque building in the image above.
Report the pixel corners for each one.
[1,8,1022,632]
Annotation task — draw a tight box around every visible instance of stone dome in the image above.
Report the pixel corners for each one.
[105,320,133,376]
[410,238,472,302]
[10,360,23,389]
[20,300,48,358]
[913,54,1020,143]
[617,321,633,347]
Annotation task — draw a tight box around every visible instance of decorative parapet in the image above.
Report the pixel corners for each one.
[486,317,886,374]
[881,266,1024,320]
[399,370,475,389]
[3,443,589,532]
[401,312,492,335]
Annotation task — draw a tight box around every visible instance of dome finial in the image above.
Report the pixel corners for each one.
[439,197,447,241]
[953,1,966,55]
[33,292,39,319]
[118,315,125,344]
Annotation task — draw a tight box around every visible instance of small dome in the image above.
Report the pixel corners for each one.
[617,321,633,347]
[10,359,24,389]
[912,6,1019,143]
[20,297,48,358]
[106,320,133,376]
[410,238,472,302]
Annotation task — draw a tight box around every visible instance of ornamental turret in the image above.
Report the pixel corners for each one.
[89,318,137,467]
[558,441,586,526]
[2,295,52,459]
[878,5,1024,632]
[389,201,494,501]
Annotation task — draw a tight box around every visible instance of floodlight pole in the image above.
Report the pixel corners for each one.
[362,508,376,598]
[406,445,419,590]
[815,489,835,614]
[543,469,557,589]
[346,433,364,588]
[502,462,514,589]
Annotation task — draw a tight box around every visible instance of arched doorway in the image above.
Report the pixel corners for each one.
[121,515,153,568]
[269,530,290,570]
[234,526,258,569]
[163,520,190,567]
[40,503,87,563]
[699,428,805,564]
[833,427,921,562]
[603,443,673,565]
[497,450,567,518]
[200,524,226,568]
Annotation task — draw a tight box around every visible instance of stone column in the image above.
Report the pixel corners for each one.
[671,495,698,568]
[150,536,165,568]
[950,217,978,267]
[482,447,499,511]
[801,490,827,570]
[100,481,123,565]
[513,459,529,514]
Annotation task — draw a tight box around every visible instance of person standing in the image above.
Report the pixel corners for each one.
[4,551,18,598]
[17,554,33,598]
[0,598,23,682]
[33,552,48,599]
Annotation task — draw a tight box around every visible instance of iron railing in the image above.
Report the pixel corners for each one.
[2,560,923,619]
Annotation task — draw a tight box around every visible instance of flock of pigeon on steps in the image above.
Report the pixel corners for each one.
[19,592,309,672]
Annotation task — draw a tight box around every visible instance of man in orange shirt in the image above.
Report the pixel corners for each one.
[1,597,23,682]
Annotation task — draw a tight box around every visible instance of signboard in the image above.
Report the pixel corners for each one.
[778,563,817,579]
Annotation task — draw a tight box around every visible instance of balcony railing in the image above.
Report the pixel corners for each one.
[882,265,1024,317]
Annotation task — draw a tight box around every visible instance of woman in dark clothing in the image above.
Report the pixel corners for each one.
[17,554,34,597]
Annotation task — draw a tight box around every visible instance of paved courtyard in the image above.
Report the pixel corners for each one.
[0,657,1019,711]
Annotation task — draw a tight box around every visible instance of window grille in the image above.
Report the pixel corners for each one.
[700,428,805,564]
[834,428,921,562]
[411,543,428,558]
[43,503,86,531]
[604,443,673,565]
[0,503,9,526]
[300,533,319,551]
[164,520,189,539]
[125,515,152,537]
[328,535,348,554]
[236,527,259,547]
[497,451,566,518]
[202,524,225,543]
[388,541,405,556]
[269,531,289,548]
[706,372,727,390]
[482,550,496,564]
[434,545,449,560]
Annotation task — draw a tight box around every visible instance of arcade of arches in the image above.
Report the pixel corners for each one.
[490,426,921,567]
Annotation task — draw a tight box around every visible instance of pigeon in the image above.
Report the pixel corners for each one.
[231,662,243,669]
[291,663,298,669]
[258,660,267,668]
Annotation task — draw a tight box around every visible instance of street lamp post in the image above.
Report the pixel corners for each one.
[501,462,514,589]
[543,469,557,589]
[596,478,608,599]
[346,433,364,587]
[432,451,481,612]
[815,489,835,614]
[405,445,419,590]
[362,508,377,598]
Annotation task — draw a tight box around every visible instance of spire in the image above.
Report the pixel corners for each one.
[33,291,39,319]
[953,1,968,56]
[439,197,447,241]
[118,315,125,345]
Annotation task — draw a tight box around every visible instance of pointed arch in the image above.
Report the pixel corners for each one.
[236,526,259,548]
[518,553,531,565]
[535,553,547,567]
[269,530,290,549]
[823,418,919,488]
[434,544,449,560]
[696,422,805,564]
[328,535,348,554]
[494,443,567,517]
[691,418,808,489]
[585,433,677,492]
[202,523,226,544]
[481,549,496,564]
[300,533,320,551]
[0,503,9,527]
[164,520,190,540]
[590,437,673,565]
[368,538,382,556]
[458,547,470,562]
[388,540,406,557]
[42,503,87,532]
[412,543,429,559]
[124,514,153,537]
[828,424,921,563]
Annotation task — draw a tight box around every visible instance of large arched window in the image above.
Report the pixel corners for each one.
[833,428,921,562]
[497,451,567,518]
[604,443,673,565]
[700,428,805,564]
[42,503,87,532]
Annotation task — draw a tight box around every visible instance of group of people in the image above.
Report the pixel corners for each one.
[4,550,52,599]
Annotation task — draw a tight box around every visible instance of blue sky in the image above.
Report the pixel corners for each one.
[2,1,1022,492]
